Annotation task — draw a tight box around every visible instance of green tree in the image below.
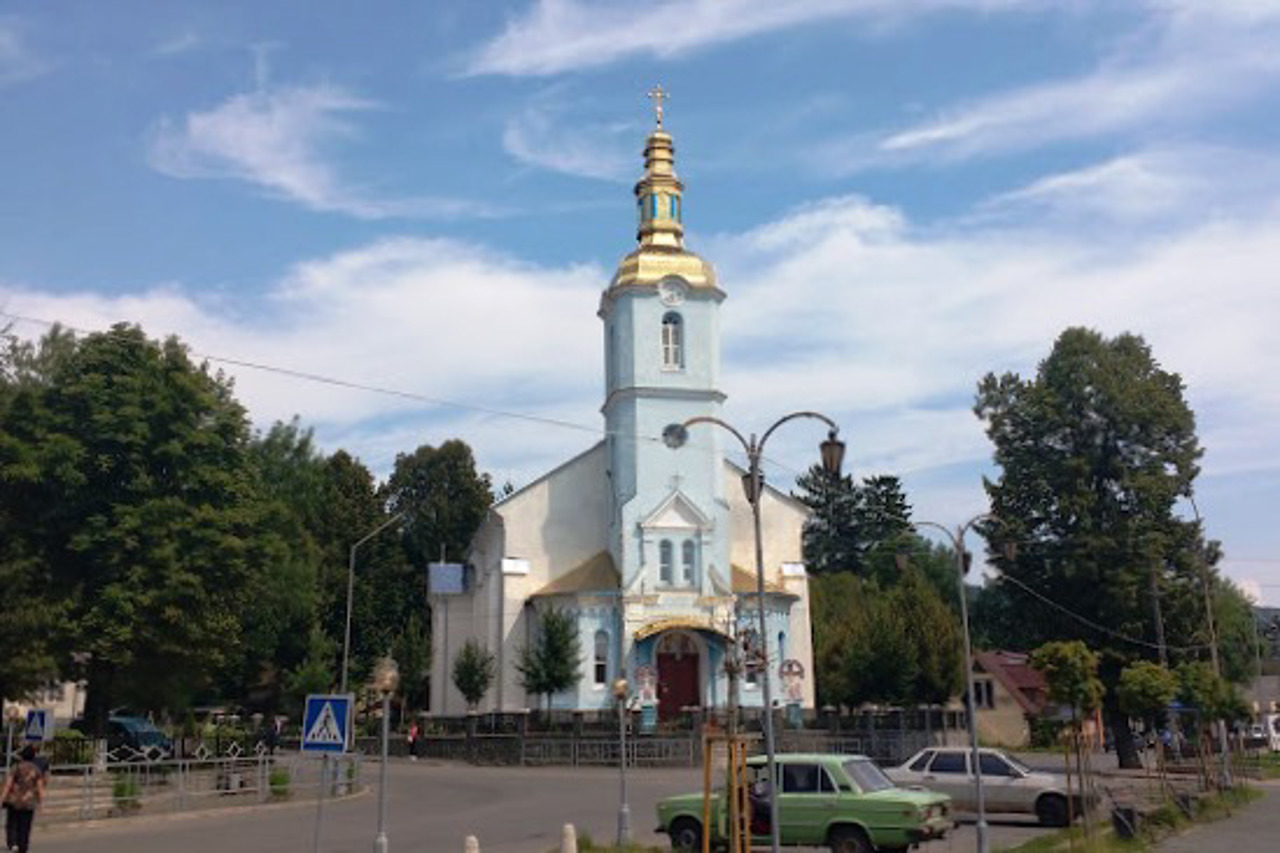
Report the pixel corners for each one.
[395,613,431,718]
[1116,660,1177,732]
[1032,640,1104,718]
[976,328,1208,768]
[0,326,77,701]
[795,469,914,577]
[810,571,961,708]
[386,440,493,570]
[224,419,329,712]
[452,639,497,710]
[314,451,401,686]
[0,325,264,731]
[516,607,582,710]
[284,625,337,719]
[893,568,965,704]
[794,467,862,576]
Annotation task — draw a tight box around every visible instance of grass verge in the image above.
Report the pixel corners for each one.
[544,834,664,852]
[998,785,1263,852]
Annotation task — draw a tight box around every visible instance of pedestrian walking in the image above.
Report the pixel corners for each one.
[2,745,44,853]
[407,722,419,759]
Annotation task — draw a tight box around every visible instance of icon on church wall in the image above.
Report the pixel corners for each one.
[636,665,658,705]
[780,659,806,704]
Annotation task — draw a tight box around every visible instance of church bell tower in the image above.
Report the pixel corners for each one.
[599,87,730,610]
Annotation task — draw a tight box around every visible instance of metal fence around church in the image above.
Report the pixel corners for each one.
[406,706,969,768]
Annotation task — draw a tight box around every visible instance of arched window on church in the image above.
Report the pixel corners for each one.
[659,539,674,585]
[661,313,683,370]
[594,630,609,686]
[681,540,696,586]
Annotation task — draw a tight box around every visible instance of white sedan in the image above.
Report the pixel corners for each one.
[886,747,1076,826]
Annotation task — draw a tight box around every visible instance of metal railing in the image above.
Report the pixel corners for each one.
[13,740,362,825]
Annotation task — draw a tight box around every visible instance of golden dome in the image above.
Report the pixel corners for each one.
[608,87,717,295]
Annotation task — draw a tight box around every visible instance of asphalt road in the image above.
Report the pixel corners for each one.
[35,759,1053,852]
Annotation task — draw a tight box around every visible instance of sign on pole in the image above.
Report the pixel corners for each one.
[301,694,352,754]
[24,709,53,743]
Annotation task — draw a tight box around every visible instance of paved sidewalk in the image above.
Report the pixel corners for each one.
[1157,781,1280,852]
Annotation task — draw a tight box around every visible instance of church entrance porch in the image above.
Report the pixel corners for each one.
[655,631,701,720]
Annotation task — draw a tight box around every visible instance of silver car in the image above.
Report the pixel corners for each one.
[886,747,1075,826]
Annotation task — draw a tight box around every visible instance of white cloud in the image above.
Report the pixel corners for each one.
[463,0,1044,77]
[7,144,1280,595]
[828,2,1280,167]
[147,83,492,219]
[976,146,1280,224]
[502,93,634,180]
[0,17,48,85]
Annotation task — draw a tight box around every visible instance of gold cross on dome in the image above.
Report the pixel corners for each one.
[647,84,668,127]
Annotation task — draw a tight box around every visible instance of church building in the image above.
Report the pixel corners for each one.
[429,98,815,718]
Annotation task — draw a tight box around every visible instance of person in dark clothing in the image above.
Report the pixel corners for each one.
[2,745,44,853]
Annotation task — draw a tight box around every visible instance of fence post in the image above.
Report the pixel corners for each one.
[81,765,90,820]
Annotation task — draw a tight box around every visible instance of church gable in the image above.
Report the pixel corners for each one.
[640,490,712,532]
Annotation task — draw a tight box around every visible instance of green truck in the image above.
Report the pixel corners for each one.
[655,752,951,853]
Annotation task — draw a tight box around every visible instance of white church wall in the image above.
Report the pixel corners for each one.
[496,444,609,590]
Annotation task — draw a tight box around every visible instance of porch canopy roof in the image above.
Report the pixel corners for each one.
[634,618,733,642]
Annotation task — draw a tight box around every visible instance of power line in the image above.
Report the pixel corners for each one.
[0,309,834,480]
[995,571,1213,655]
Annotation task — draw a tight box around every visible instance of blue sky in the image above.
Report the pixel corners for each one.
[3,1,1279,603]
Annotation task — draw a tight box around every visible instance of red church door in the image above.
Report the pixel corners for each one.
[656,632,700,720]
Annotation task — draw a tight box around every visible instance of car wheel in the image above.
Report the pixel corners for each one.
[1036,794,1070,827]
[828,825,872,853]
[669,817,702,852]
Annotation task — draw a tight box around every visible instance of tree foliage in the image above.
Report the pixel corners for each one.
[1116,661,1177,728]
[516,607,582,709]
[794,469,913,577]
[452,639,497,710]
[810,569,963,708]
[1031,640,1103,716]
[975,327,1214,767]
[0,325,266,729]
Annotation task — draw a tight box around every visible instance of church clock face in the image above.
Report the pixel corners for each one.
[658,278,687,306]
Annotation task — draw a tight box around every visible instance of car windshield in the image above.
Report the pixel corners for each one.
[842,758,895,793]
[1003,754,1031,775]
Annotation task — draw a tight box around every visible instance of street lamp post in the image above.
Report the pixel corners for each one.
[342,512,407,695]
[614,678,631,845]
[665,412,845,853]
[373,655,400,853]
[913,516,1002,853]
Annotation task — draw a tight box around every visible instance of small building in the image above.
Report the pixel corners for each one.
[971,650,1049,748]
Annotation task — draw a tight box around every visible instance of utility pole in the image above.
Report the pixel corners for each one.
[1150,561,1169,668]
[1189,497,1232,788]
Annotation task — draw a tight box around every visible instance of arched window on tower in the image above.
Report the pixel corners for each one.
[659,539,674,585]
[661,313,683,370]
[682,540,696,586]
[594,630,609,686]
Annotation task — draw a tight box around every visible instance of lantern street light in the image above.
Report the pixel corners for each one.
[614,678,631,845]
[911,515,1012,853]
[665,411,845,853]
[373,655,400,853]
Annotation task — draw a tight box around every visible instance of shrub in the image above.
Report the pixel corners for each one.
[269,767,291,799]
[112,774,141,813]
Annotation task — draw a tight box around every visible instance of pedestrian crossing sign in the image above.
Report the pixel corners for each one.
[24,708,53,742]
[301,694,352,754]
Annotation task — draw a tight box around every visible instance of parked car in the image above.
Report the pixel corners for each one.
[655,752,951,852]
[71,716,173,757]
[886,747,1077,826]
